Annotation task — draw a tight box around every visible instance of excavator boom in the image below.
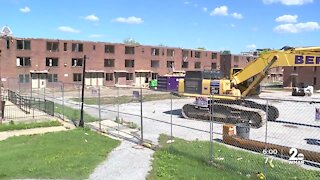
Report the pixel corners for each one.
[231,47,320,92]
[178,46,320,128]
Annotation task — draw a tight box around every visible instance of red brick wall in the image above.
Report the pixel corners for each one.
[283,67,319,89]
[220,54,253,78]
[0,37,220,87]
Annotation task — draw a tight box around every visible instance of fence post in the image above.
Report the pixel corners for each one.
[52,98,54,116]
[53,83,55,101]
[19,93,21,110]
[170,92,173,141]
[0,87,3,124]
[62,82,64,121]
[43,87,46,101]
[28,98,31,115]
[31,84,34,119]
[44,99,47,114]
[264,99,269,179]
[140,75,144,143]
[117,86,120,137]
[32,97,35,118]
[21,96,24,113]
[98,86,101,131]
[18,81,21,94]
[209,94,214,162]
[78,84,81,111]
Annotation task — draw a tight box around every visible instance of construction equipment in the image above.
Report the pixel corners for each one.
[178,46,320,128]
[292,82,314,96]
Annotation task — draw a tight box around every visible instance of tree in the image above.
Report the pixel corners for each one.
[197,47,206,50]
[123,38,140,45]
[221,50,231,55]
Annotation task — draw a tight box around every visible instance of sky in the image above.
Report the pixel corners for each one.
[0,0,319,53]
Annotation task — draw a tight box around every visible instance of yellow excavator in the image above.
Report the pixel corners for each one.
[178,46,320,128]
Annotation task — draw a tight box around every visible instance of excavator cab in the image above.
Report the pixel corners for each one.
[179,70,226,96]
[178,70,255,98]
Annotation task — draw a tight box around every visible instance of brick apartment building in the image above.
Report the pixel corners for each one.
[220,54,255,78]
[220,54,283,83]
[0,36,220,88]
[220,53,283,83]
[283,67,319,89]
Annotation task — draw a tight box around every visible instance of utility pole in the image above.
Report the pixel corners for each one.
[79,55,86,127]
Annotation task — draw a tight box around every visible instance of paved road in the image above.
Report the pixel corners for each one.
[77,97,320,152]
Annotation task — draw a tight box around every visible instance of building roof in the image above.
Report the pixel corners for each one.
[9,36,219,53]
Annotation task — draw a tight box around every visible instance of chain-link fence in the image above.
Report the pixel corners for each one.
[1,90,54,123]
[1,78,319,179]
[218,97,320,179]
[58,86,319,179]
[0,78,55,123]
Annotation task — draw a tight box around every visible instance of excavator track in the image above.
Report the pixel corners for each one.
[181,99,277,128]
[214,99,279,121]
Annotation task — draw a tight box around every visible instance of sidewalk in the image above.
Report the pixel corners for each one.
[87,120,155,180]
[0,126,68,141]
[89,140,154,180]
[0,119,75,141]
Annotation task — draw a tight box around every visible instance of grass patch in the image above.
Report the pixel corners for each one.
[148,135,320,180]
[127,122,138,129]
[115,117,124,124]
[0,121,61,132]
[54,104,98,122]
[71,93,181,105]
[0,129,120,179]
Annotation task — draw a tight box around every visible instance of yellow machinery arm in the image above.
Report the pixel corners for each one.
[176,46,320,127]
[231,46,320,97]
